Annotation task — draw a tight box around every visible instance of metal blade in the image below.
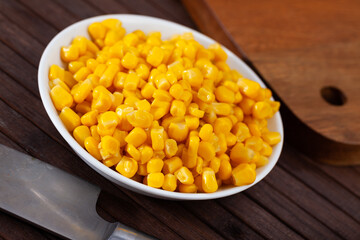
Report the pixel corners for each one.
[0,144,117,240]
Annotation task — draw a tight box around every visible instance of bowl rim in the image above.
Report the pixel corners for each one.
[38,14,284,200]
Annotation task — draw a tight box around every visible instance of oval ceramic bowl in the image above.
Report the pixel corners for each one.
[38,14,284,200]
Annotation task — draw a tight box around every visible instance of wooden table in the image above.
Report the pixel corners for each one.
[0,0,359,239]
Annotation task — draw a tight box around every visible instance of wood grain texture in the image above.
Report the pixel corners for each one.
[0,0,359,239]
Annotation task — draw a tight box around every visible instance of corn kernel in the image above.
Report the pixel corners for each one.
[100,135,120,159]
[197,87,215,103]
[146,46,164,67]
[121,52,138,69]
[90,125,101,141]
[179,183,197,193]
[75,101,91,114]
[88,22,106,40]
[50,85,73,111]
[98,111,119,129]
[81,110,98,126]
[162,173,177,192]
[147,158,164,173]
[218,159,232,180]
[182,68,203,88]
[230,143,255,164]
[213,117,232,135]
[260,141,273,157]
[103,153,122,167]
[168,122,189,142]
[61,45,79,62]
[124,72,140,91]
[232,163,256,186]
[147,172,164,188]
[237,78,261,99]
[73,79,92,103]
[73,67,91,82]
[139,145,153,164]
[252,101,272,119]
[209,43,227,61]
[126,144,141,161]
[68,61,85,74]
[202,167,218,193]
[169,100,186,117]
[84,136,102,160]
[116,156,138,178]
[198,141,215,161]
[215,86,235,103]
[125,127,147,147]
[199,124,213,141]
[210,157,221,173]
[165,139,178,158]
[151,127,165,151]
[59,107,80,131]
[262,132,281,146]
[73,125,91,148]
[175,166,194,184]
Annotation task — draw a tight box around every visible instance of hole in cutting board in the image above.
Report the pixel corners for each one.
[321,86,347,106]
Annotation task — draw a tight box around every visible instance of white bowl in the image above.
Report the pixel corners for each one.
[38,14,284,200]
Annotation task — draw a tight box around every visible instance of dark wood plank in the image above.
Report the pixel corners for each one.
[245,180,340,240]
[218,194,303,240]
[53,0,100,19]
[17,0,77,30]
[182,201,263,240]
[0,0,57,45]
[278,145,360,223]
[265,165,360,239]
[85,0,129,14]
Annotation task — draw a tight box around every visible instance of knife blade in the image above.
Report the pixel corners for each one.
[0,144,155,240]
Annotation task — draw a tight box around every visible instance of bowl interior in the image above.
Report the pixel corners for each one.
[38,14,284,200]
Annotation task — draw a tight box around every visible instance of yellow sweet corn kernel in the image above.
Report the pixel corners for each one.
[199,124,213,141]
[140,82,155,99]
[218,158,232,180]
[124,72,140,91]
[86,58,99,72]
[112,129,127,147]
[162,173,177,192]
[135,63,150,80]
[88,22,106,40]
[95,39,104,48]
[209,43,227,61]
[219,153,230,162]
[103,153,122,167]
[98,111,119,129]
[170,100,186,117]
[137,163,148,176]
[151,127,165,151]
[210,157,221,173]
[213,117,232,135]
[78,54,92,63]
[135,99,151,112]
[153,88,173,101]
[167,60,184,80]
[182,68,203,89]
[230,143,255,164]
[92,92,112,113]
[49,64,65,81]
[116,156,138,178]
[146,46,164,67]
[73,125,91,148]
[184,115,199,130]
[198,141,215,161]
[104,30,122,46]
[237,78,261,99]
[211,103,232,116]
[262,132,281,146]
[175,166,194,184]
[116,105,135,131]
[147,172,164,188]
[125,127,147,147]
[85,39,99,54]
[84,136,102,160]
[215,61,230,72]
[153,150,166,159]
[68,61,85,74]
[165,139,178,158]
[216,133,227,155]
[99,64,119,88]
[101,18,122,30]
[197,87,215,103]
[126,110,153,129]
[201,167,218,193]
[260,141,273,157]
[245,136,263,152]
[93,64,107,78]
[140,145,153,164]
[224,133,236,147]
[61,45,79,62]
[73,79,92,103]
[75,101,91,114]
[121,52,138,69]
[168,122,189,142]
[234,107,244,122]
[215,86,235,103]
[73,67,91,82]
[111,91,124,110]
[168,83,183,100]
[50,85,73,111]
[124,95,139,107]
[232,163,256,186]
[255,154,269,168]
[81,110,98,126]
[97,123,116,137]
[126,144,141,161]
[100,135,120,159]
[163,157,183,174]
[252,101,272,119]
[232,122,251,142]
[59,107,80,132]
[147,158,164,173]
[179,183,197,193]
[154,74,170,90]
[123,32,139,46]
[90,125,101,141]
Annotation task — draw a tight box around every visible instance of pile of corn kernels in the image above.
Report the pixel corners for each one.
[49,19,281,193]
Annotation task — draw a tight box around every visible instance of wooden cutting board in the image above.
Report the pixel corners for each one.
[183,0,360,164]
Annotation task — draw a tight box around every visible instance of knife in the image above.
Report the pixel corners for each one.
[0,144,156,240]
